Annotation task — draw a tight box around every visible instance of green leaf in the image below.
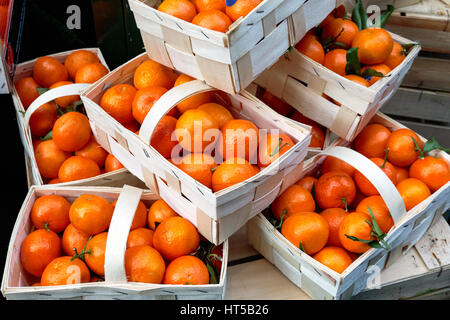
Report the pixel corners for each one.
[345,47,361,76]
[206,261,218,285]
[361,68,389,81]
[345,235,384,249]
[18,110,26,116]
[352,2,363,30]
[357,0,369,30]
[37,87,49,95]
[401,43,418,55]
[288,46,293,53]
[423,137,450,155]
[379,5,395,28]
[40,130,53,141]
[298,242,306,253]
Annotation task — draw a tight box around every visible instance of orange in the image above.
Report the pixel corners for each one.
[218,119,259,162]
[176,153,217,188]
[409,156,450,192]
[395,165,409,185]
[291,111,325,148]
[386,128,423,167]
[197,102,233,129]
[52,111,91,152]
[100,84,137,124]
[320,208,349,247]
[281,212,329,255]
[354,157,397,196]
[148,199,179,230]
[383,41,406,70]
[112,199,148,231]
[361,64,391,85]
[258,133,294,168]
[174,74,212,113]
[261,91,294,117]
[20,229,61,277]
[74,62,108,84]
[64,49,100,79]
[131,86,176,124]
[295,34,325,65]
[125,245,166,283]
[344,74,370,87]
[69,194,114,235]
[323,49,347,76]
[354,123,391,159]
[175,109,219,153]
[296,176,318,193]
[74,136,108,168]
[212,157,260,192]
[127,228,154,248]
[313,246,353,273]
[194,0,225,12]
[41,256,90,286]
[164,255,209,285]
[158,0,197,22]
[33,56,69,88]
[62,224,90,256]
[150,115,179,158]
[315,171,357,209]
[48,178,61,184]
[153,216,200,261]
[356,196,394,234]
[134,60,178,90]
[338,211,374,254]
[58,156,101,183]
[321,156,355,177]
[271,185,316,220]
[15,77,41,109]
[321,18,359,48]
[397,178,431,211]
[104,154,124,172]
[31,195,71,233]
[192,10,232,33]
[49,81,80,108]
[225,0,263,22]
[352,28,394,65]
[35,139,71,179]
[85,232,108,276]
[28,102,58,137]
[122,119,140,132]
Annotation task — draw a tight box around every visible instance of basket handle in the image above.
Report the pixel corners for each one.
[139,80,215,144]
[104,185,144,284]
[321,146,407,224]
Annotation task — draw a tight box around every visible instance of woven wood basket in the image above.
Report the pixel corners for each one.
[247,112,450,299]
[128,0,336,94]
[1,185,228,300]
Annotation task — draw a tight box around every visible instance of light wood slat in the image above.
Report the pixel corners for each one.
[401,56,450,92]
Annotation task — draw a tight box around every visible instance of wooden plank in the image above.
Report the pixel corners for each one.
[401,56,450,92]
[228,226,259,263]
[380,88,450,123]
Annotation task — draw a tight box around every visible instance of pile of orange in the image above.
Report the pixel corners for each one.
[261,90,325,150]
[99,59,296,192]
[14,50,124,184]
[294,5,409,87]
[157,0,263,33]
[269,121,449,274]
[20,195,222,286]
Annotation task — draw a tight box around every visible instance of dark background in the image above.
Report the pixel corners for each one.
[1,0,144,300]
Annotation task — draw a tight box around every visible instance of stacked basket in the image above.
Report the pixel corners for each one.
[3,0,447,301]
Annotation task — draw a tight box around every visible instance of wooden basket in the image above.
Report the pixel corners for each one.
[1,185,228,300]
[128,0,336,94]
[247,112,450,300]
[10,48,143,187]
[0,42,8,94]
[252,28,421,141]
[80,53,312,245]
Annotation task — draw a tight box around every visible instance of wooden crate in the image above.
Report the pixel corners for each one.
[385,0,450,54]
[80,53,312,245]
[246,112,450,300]
[252,29,420,141]
[225,216,450,300]
[0,42,8,94]
[10,48,144,188]
[1,185,228,300]
[128,0,335,94]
